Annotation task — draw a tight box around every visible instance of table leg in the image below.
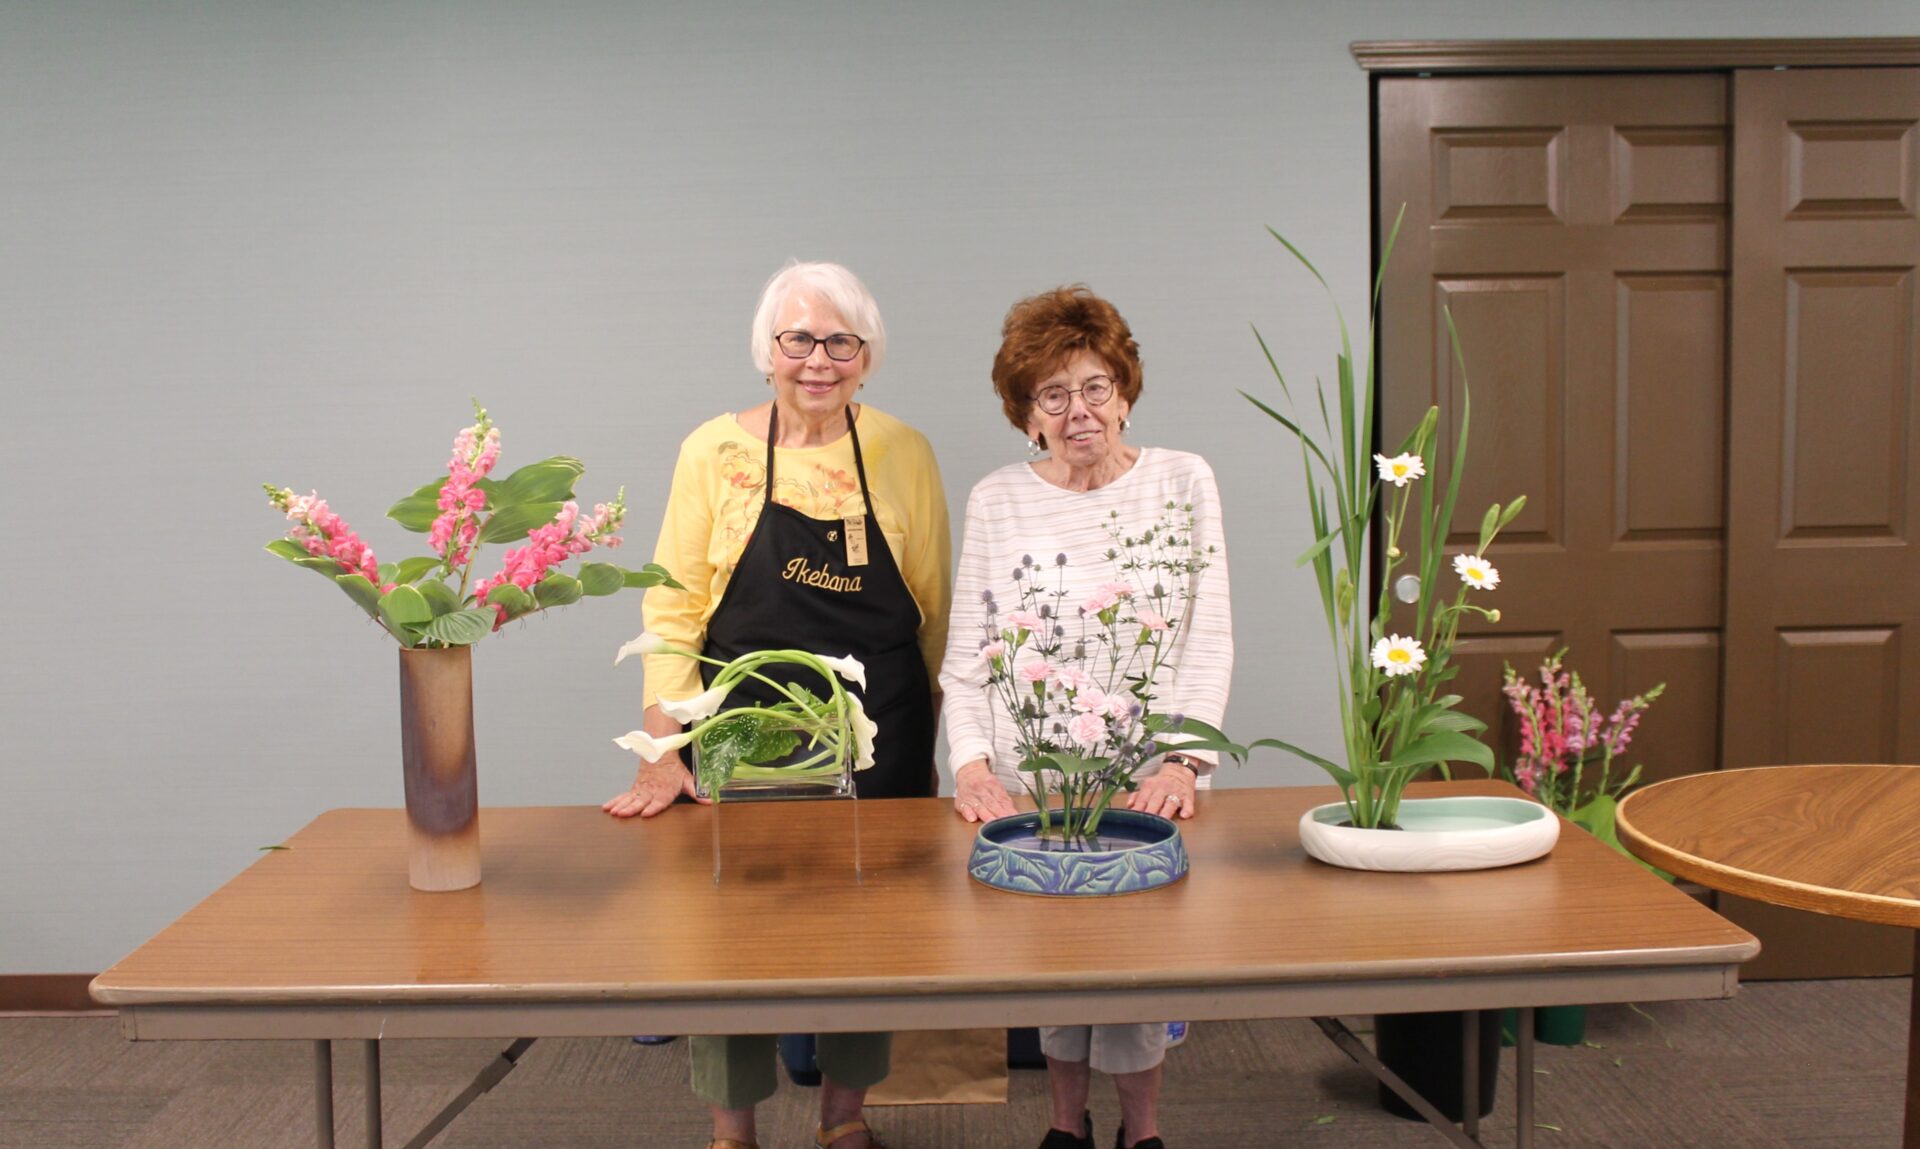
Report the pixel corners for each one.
[1906,931,1918,1148]
[361,1040,382,1149]
[315,1040,335,1149]
[1516,1009,1535,1149]
[1462,1010,1481,1140]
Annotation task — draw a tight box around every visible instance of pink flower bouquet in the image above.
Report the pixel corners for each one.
[263,402,680,647]
[1500,650,1665,868]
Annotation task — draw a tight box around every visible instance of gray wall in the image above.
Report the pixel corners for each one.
[4,2,1913,973]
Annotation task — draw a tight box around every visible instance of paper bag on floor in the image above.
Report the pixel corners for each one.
[866,1028,1008,1105]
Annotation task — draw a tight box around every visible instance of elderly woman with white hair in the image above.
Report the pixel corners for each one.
[603,261,950,1149]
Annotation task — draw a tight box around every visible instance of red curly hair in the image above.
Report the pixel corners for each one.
[991,286,1142,447]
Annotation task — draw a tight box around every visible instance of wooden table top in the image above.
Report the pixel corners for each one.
[1617,765,1920,929]
[93,782,1754,1012]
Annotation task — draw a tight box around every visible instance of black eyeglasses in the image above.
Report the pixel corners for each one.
[1034,375,1115,415]
[775,330,867,362]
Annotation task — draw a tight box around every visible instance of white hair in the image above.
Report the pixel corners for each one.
[749,261,887,378]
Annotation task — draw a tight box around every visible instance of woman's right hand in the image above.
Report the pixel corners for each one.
[603,756,707,818]
[953,759,1017,823]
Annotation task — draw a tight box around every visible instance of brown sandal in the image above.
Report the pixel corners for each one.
[815,1117,887,1148]
[706,1140,758,1149]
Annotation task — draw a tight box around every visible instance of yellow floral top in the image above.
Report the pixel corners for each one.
[640,405,952,708]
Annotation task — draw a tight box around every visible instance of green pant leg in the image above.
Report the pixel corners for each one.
[689,1034,780,1109]
[815,1031,892,1091]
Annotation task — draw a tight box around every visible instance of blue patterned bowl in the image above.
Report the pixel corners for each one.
[967,809,1188,896]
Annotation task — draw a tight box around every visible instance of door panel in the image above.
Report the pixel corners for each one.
[1379,74,1730,781]
[1724,67,1920,977]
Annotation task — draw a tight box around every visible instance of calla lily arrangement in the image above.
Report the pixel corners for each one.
[1243,211,1526,830]
[613,632,875,800]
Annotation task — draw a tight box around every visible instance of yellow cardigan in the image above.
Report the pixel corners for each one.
[640,405,952,708]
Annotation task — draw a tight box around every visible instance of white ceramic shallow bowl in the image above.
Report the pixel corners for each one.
[1297,795,1560,872]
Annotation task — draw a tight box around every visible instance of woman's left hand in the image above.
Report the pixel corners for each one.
[1126,759,1198,819]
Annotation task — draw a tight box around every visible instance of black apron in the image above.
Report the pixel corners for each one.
[697,405,936,799]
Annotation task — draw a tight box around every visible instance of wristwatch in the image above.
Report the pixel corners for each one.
[1161,753,1199,777]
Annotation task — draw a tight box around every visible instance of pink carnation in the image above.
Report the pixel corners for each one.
[1053,666,1093,692]
[978,639,1008,662]
[1136,609,1170,632]
[1067,711,1108,749]
[1018,661,1055,684]
[1003,609,1045,633]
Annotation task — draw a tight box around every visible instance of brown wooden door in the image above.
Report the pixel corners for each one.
[1721,66,1920,977]
[1377,75,1731,795]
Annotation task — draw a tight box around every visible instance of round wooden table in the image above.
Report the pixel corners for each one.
[1617,764,1920,1146]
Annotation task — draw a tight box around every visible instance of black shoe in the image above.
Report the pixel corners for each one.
[1039,1111,1094,1149]
[1115,1127,1165,1149]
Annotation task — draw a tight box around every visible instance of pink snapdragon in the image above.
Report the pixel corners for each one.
[268,486,391,592]
[473,499,615,626]
[428,405,501,569]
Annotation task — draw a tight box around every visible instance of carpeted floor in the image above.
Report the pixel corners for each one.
[0,978,1908,1148]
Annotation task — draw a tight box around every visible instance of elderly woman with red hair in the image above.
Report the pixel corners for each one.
[940,286,1233,1149]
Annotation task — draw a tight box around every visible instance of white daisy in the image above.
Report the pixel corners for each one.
[1373,452,1426,488]
[1452,553,1500,590]
[1370,634,1427,678]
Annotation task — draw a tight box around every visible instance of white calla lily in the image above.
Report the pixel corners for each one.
[817,653,868,690]
[659,684,731,724]
[612,729,694,762]
[614,631,669,665]
[846,695,879,772]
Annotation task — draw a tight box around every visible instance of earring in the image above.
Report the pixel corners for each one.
[1120,417,1132,432]
[1027,439,1045,458]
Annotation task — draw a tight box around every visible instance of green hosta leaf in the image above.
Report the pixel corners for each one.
[577,561,626,596]
[480,456,584,507]
[416,579,461,617]
[266,538,307,561]
[333,573,382,618]
[387,479,448,533]
[622,562,685,591]
[485,583,536,618]
[394,556,443,585]
[377,562,398,586]
[694,713,806,793]
[378,585,433,636]
[535,571,583,608]
[1383,729,1494,773]
[422,608,496,646]
[478,501,565,544]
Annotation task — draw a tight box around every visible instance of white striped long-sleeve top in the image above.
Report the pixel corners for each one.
[939,447,1234,792]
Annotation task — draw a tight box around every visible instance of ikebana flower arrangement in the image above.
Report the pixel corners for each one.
[262,401,680,647]
[975,505,1245,846]
[1501,650,1665,865]
[613,634,874,800]
[1243,213,1526,831]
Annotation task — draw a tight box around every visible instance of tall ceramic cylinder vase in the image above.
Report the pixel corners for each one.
[398,646,481,891]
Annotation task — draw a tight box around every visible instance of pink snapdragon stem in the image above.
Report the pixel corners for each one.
[268,487,393,593]
[472,490,626,627]
[429,407,502,569]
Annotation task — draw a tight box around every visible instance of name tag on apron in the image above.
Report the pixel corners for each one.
[843,514,869,567]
